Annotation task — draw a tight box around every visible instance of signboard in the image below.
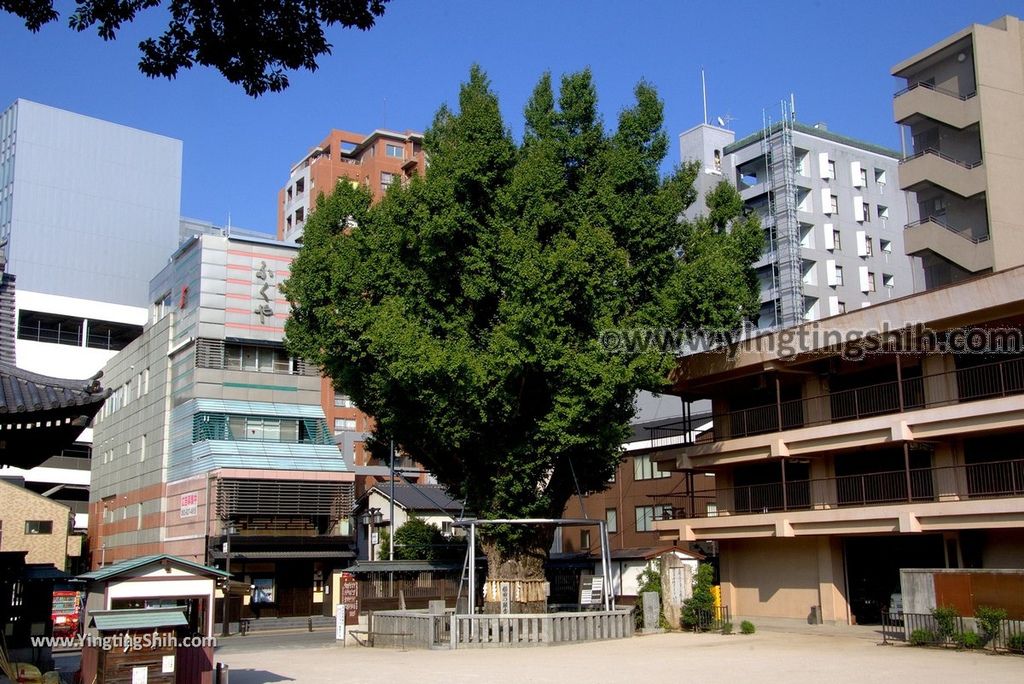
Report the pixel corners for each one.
[161,656,175,674]
[131,666,148,684]
[499,583,512,614]
[579,576,604,605]
[179,492,199,518]
[341,572,359,625]
[336,607,347,643]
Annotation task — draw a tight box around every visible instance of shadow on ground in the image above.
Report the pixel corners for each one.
[222,670,296,683]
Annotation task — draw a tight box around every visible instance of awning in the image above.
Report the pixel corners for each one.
[347,560,462,574]
[210,550,356,560]
[90,608,187,631]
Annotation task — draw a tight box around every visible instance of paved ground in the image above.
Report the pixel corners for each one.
[216,627,1023,684]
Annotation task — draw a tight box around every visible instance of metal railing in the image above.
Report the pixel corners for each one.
[893,81,977,101]
[685,605,731,632]
[904,216,991,244]
[658,458,1024,520]
[899,147,983,169]
[882,610,1024,652]
[672,356,1024,444]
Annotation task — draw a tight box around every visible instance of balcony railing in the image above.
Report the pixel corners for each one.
[904,216,990,244]
[894,81,977,101]
[657,356,1024,445]
[899,147,983,169]
[656,458,1024,520]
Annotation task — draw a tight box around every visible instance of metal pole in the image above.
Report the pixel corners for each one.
[599,520,612,611]
[468,524,476,615]
[221,526,231,637]
[904,442,913,503]
[389,440,395,598]
[775,376,783,431]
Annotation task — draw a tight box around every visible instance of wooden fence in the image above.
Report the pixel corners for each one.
[369,609,634,649]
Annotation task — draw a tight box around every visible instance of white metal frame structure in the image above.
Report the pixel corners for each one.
[452,518,615,614]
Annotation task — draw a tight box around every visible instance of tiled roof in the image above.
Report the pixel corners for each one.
[369,482,465,513]
[78,554,230,582]
[90,608,188,631]
[0,362,109,414]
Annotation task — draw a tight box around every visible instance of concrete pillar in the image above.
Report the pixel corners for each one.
[810,457,836,509]
[921,354,957,407]
[816,536,848,625]
[803,375,831,426]
[718,541,738,615]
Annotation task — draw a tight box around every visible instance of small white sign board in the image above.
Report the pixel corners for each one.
[336,605,347,645]
[132,666,148,684]
[161,655,175,674]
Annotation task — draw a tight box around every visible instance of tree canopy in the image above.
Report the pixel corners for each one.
[1,0,389,96]
[284,66,760,599]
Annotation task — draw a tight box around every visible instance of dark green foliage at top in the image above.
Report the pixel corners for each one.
[284,66,760,559]
[1,0,389,96]
[390,516,460,561]
[682,562,716,630]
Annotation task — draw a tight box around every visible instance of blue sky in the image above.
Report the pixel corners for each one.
[0,0,1018,234]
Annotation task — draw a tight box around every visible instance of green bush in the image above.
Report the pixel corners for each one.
[974,605,1007,645]
[910,628,938,646]
[1007,633,1024,653]
[740,620,756,635]
[955,629,983,650]
[633,566,669,630]
[682,564,716,631]
[721,622,733,635]
[931,605,960,640]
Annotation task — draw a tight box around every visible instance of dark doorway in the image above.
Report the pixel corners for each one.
[844,534,945,624]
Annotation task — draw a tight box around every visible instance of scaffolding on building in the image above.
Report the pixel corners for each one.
[761,99,804,329]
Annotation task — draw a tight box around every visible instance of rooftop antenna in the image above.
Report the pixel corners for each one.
[383,97,387,129]
[790,93,797,122]
[701,68,708,125]
[716,113,737,129]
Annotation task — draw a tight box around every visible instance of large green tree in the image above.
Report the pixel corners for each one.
[1,0,389,96]
[285,67,760,611]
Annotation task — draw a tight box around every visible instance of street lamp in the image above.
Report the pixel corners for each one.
[362,508,382,560]
[220,521,238,637]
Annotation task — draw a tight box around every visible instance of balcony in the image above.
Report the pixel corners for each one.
[899,148,985,198]
[667,355,1024,447]
[654,458,1024,541]
[904,217,993,273]
[894,82,980,129]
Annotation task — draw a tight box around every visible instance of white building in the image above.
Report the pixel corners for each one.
[680,117,922,330]
[0,100,182,529]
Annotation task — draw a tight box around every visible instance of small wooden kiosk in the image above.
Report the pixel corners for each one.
[78,555,229,684]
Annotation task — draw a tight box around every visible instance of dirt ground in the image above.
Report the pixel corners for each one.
[217,627,1023,684]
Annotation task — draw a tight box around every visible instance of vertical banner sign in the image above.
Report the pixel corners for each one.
[341,572,359,625]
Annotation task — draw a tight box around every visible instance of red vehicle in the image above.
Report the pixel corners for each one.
[51,590,81,639]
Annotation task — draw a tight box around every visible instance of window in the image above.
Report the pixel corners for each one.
[837,301,847,314]
[829,195,838,215]
[228,416,284,442]
[140,434,147,462]
[877,205,889,221]
[862,202,871,223]
[333,392,354,408]
[295,207,305,224]
[833,229,842,251]
[867,272,876,292]
[17,310,83,346]
[252,578,275,604]
[880,239,892,254]
[580,529,591,549]
[380,172,395,192]
[634,505,672,532]
[633,454,669,481]
[834,265,844,286]
[860,169,868,188]
[86,319,143,351]
[225,344,290,373]
[827,160,836,180]
[334,418,357,434]
[605,508,618,533]
[385,143,404,159]
[295,178,305,195]
[864,236,873,257]
[874,168,887,186]
[25,520,53,535]
[883,273,895,288]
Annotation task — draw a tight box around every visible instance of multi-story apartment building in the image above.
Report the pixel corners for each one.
[680,118,920,330]
[653,266,1024,625]
[90,233,355,619]
[0,100,182,529]
[277,128,425,244]
[278,127,429,494]
[892,14,1024,289]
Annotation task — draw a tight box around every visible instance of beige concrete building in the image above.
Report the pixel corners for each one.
[654,265,1024,625]
[0,478,77,568]
[893,15,1024,289]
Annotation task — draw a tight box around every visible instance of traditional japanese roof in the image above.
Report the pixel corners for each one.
[346,559,463,574]
[361,482,465,514]
[90,608,188,631]
[605,545,706,562]
[78,554,230,583]
[0,363,110,469]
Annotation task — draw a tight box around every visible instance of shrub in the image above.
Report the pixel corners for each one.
[740,620,756,635]
[910,628,938,646]
[682,563,716,631]
[955,629,983,650]
[974,605,1007,646]
[721,622,733,635]
[931,605,960,640]
[1007,633,1024,653]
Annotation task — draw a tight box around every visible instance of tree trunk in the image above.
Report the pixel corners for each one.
[481,539,549,614]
